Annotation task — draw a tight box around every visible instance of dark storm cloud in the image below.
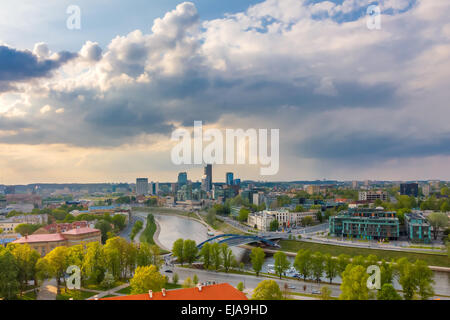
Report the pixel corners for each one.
[0,45,77,90]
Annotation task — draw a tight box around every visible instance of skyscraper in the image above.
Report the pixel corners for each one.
[178,172,188,187]
[226,172,234,185]
[204,164,212,192]
[136,178,149,195]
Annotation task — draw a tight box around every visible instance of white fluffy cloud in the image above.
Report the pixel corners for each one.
[1,0,450,181]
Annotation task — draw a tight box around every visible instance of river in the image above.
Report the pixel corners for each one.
[148,211,450,296]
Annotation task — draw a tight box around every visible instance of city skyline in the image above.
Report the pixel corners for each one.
[1,0,450,184]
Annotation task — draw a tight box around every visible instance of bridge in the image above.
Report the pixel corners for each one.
[197,234,281,249]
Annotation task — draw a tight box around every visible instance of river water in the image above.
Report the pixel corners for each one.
[151,212,450,296]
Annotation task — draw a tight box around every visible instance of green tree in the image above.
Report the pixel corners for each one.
[294,249,312,280]
[237,282,244,292]
[100,272,115,289]
[172,238,185,265]
[221,243,234,273]
[211,243,222,270]
[311,251,324,282]
[183,239,198,265]
[103,237,129,279]
[193,274,199,285]
[273,251,290,279]
[269,219,279,231]
[337,254,350,276]
[0,248,19,299]
[130,265,165,294]
[172,273,179,285]
[82,242,105,284]
[301,216,314,227]
[238,208,250,222]
[199,243,212,269]
[250,247,265,276]
[339,265,369,300]
[9,244,40,292]
[320,286,332,300]
[183,277,194,288]
[324,253,338,284]
[44,246,69,294]
[427,212,448,240]
[377,283,402,300]
[14,223,42,236]
[252,280,283,300]
[95,220,112,244]
[414,260,435,300]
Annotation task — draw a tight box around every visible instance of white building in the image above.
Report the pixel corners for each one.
[247,209,317,231]
[358,191,388,201]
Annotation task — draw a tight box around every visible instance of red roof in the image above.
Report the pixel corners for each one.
[100,283,247,301]
[12,233,66,244]
[63,227,100,235]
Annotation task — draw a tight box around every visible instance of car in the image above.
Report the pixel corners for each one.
[164,269,173,273]
[312,290,321,294]
[287,285,296,290]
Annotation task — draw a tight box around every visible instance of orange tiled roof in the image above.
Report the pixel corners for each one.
[100,283,247,300]
[12,233,66,244]
[62,227,100,235]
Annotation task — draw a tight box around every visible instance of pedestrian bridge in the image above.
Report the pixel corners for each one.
[197,234,281,249]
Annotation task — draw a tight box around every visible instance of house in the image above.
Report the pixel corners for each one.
[100,283,247,300]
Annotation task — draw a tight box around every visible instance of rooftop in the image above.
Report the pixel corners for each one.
[100,283,247,301]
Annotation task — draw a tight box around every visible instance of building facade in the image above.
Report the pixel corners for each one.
[404,213,431,243]
[329,208,399,240]
[358,191,388,202]
[400,183,419,197]
[136,178,149,195]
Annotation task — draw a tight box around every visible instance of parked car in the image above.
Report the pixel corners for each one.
[312,290,321,294]
[164,269,173,273]
[287,285,296,290]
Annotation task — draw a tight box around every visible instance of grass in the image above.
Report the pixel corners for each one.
[288,291,338,300]
[15,291,37,300]
[139,214,157,245]
[83,280,126,291]
[116,286,132,295]
[279,240,450,267]
[102,294,119,298]
[56,288,98,300]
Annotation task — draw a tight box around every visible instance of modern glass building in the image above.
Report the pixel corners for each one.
[329,208,400,240]
[404,213,431,243]
[226,172,234,185]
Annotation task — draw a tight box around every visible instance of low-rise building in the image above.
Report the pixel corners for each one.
[329,208,399,240]
[248,209,317,230]
[358,191,388,202]
[404,213,431,243]
[12,227,101,256]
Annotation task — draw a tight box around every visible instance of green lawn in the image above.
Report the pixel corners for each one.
[83,280,126,291]
[15,291,37,300]
[56,288,98,300]
[116,286,132,295]
[279,240,450,267]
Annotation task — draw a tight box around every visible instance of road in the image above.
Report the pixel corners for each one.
[119,214,145,243]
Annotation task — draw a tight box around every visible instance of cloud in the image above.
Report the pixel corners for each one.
[1,0,450,180]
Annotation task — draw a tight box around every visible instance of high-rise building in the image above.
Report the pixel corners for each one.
[226,172,234,185]
[204,164,212,192]
[400,183,419,197]
[233,179,241,186]
[352,181,358,189]
[136,178,149,196]
[178,172,188,187]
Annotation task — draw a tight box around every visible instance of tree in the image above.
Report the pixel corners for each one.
[252,280,283,300]
[428,212,448,240]
[193,274,199,285]
[380,260,394,285]
[311,252,324,282]
[294,249,312,280]
[44,246,69,294]
[100,272,115,289]
[14,223,42,236]
[221,243,234,273]
[103,237,129,280]
[237,282,244,292]
[250,247,265,276]
[183,239,198,265]
[0,248,19,299]
[136,242,152,267]
[9,244,40,292]
[172,238,185,265]
[172,273,179,285]
[377,283,402,300]
[337,254,350,276]
[130,265,165,294]
[324,253,338,284]
[199,243,211,269]
[301,216,314,227]
[95,220,112,244]
[82,242,105,284]
[320,286,332,300]
[183,277,194,288]
[414,260,434,300]
[112,214,126,231]
[269,220,279,231]
[273,251,290,279]
[339,265,369,300]
[206,209,216,226]
[238,208,250,222]
[211,243,222,270]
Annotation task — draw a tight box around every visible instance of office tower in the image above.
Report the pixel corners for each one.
[178,172,188,187]
[352,181,358,189]
[233,179,241,186]
[400,183,419,197]
[204,164,212,192]
[136,178,149,196]
[226,172,234,185]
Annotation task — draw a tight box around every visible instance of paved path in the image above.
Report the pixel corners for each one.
[36,279,57,300]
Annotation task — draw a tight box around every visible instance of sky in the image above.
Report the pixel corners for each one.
[0,0,450,184]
